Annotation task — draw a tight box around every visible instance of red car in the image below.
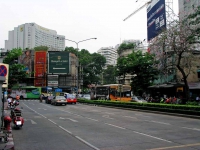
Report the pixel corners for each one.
[66,94,77,104]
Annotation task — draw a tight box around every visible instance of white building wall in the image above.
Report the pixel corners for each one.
[97,46,117,68]
[5,23,65,51]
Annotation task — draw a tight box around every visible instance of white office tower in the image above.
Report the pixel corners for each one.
[178,0,200,20]
[5,23,65,51]
[97,46,117,68]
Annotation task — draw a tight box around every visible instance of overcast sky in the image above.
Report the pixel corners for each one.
[0,0,178,53]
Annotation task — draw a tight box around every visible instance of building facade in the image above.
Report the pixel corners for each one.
[97,46,117,68]
[5,23,65,51]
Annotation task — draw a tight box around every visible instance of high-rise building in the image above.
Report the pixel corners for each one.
[5,23,65,51]
[178,0,200,20]
[97,46,117,68]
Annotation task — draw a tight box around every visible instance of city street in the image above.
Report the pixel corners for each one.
[11,100,200,150]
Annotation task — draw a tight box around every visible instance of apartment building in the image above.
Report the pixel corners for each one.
[5,23,65,51]
[97,46,117,68]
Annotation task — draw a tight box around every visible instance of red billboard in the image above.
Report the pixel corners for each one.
[34,51,47,87]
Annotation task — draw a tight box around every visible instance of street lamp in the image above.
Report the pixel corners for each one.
[64,38,97,50]
[62,37,97,94]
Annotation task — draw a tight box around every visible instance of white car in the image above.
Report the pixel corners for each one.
[82,94,91,100]
[131,96,147,103]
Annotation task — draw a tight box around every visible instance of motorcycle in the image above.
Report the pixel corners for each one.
[10,103,24,129]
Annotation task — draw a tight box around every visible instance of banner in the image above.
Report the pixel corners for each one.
[34,51,47,87]
[147,0,166,41]
[48,52,69,74]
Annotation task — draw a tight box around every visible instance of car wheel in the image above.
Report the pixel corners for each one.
[54,103,57,106]
[74,102,76,104]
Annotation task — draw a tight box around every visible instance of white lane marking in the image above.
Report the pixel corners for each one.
[59,117,78,122]
[59,117,65,120]
[59,126,72,134]
[38,108,47,110]
[149,120,170,125]
[102,115,114,119]
[85,117,98,122]
[23,103,47,118]
[104,112,115,115]
[105,123,126,129]
[75,136,100,150]
[67,118,78,122]
[123,116,138,119]
[48,119,57,125]
[30,119,37,124]
[182,127,200,131]
[133,131,172,143]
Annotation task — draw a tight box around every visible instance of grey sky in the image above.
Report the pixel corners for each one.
[0,0,178,53]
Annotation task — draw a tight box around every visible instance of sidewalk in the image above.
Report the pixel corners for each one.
[0,102,14,150]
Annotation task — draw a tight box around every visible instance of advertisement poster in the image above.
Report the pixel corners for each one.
[147,0,166,41]
[34,51,47,87]
[48,52,69,74]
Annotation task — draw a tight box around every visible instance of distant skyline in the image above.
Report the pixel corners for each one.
[0,0,178,53]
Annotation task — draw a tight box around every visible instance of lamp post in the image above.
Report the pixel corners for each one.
[64,37,97,94]
[64,38,97,50]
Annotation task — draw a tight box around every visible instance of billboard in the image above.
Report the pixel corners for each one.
[47,75,58,87]
[147,0,166,41]
[34,51,47,87]
[48,52,69,74]
[18,49,34,77]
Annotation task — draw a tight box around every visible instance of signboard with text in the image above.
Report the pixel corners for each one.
[147,0,166,41]
[47,75,58,87]
[48,52,69,74]
[34,51,47,87]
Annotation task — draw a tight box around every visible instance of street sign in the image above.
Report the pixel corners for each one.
[0,65,7,76]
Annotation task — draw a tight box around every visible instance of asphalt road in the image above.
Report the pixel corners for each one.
[12,100,200,150]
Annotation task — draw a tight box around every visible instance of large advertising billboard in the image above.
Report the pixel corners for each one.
[147,0,166,41]
[48,52,69,74]
[18,49,34,77]
[34,51,47,87]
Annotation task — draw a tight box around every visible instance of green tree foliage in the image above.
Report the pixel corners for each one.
[34,46,48,51]
[116,50,159,95]
[149,7,200,100]
[102,65,116,84]
[117,43,136,54]
[3,48,28,88]
[78,50,106,89]
[65,47,78,56]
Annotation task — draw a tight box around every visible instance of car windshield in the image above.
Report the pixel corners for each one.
[67,94,76,98]
[56,96,65,99]
[84,95,90,97]
[137,96,143,100]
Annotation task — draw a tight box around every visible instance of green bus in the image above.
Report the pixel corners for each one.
[10,86,41,99]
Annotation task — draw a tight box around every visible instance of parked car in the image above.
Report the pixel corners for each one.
[66,94,77,104]
[82,94,91,100]
[131,96,147,103]
[51,96,67,106]
[45,96,54,104]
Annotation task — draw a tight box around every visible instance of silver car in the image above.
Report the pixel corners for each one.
[51,96,67,106]
[131,96,147,103]
[82,94,91,100]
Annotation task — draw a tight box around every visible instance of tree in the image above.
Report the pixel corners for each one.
[149,7,200,100]
[117,43,136,54]
[102,65,116,84]
[78,50,106,90]
[116,50,159,95]
[34,46,48,51]
[3,48,28,89]
[64,47,78,56]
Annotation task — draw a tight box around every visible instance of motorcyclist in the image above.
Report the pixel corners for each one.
[16,95,20,102]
